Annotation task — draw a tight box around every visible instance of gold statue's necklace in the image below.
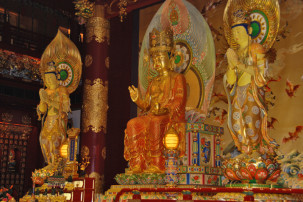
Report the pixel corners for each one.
[237,46,248,61]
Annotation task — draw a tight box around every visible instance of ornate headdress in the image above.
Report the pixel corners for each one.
[223,0,280,52]
[45,61,57,75]
[231,9,250,27]
[231,9,251,35]
[149,28,174,56]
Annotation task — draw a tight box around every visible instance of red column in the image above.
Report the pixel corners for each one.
[80,0,109,193]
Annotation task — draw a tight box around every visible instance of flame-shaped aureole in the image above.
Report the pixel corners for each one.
[40,29,82,94]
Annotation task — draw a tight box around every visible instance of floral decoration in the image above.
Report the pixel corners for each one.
[0,186,14,201]
[0,49,40,82]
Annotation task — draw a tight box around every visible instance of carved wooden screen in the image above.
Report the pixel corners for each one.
[0,122,32,196]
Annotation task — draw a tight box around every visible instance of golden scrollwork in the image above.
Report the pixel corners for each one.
[81,145,90,156]
[79,145,90,172]
[88,172,104,193]
[105,57,110,69]
[86,17,110,45]
[74,0,95,20]
[85,54,93,67]
[82,78,109,133]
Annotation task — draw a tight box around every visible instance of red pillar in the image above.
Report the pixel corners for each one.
[80,0,109,193]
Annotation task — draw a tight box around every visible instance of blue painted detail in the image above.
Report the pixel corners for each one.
[70,139,75,161]
[192,133,199,165]
[186,173,190,184]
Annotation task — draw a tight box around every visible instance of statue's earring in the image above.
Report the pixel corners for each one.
[248,27,253,36]
[56,72,61,81]
[170,54,176,71]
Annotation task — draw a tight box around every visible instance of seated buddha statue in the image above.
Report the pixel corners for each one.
[37,61,71,170]
[124,28,187,173]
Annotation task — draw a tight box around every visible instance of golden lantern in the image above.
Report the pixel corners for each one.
[60,142,69,158]
[163,127,179,150]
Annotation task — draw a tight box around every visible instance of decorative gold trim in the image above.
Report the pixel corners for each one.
[79,145,90,172]
[81,145,90,156]
[74,0,95,20]
[88,172,104,194]
[82,79,109,133]
[86,17,110,45]
[63,128,80,178]
[85,54,93,67]
[117,0,127,22]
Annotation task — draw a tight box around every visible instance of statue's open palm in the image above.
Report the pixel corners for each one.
[226,48,239,68]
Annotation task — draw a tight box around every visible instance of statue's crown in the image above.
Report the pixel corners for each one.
[231,9,250,27]
[149,28,174,55]
[45,61,57,74]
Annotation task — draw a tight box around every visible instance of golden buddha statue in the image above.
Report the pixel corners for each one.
[36,30,82,173]
[124,28,187,173]
[37,61,71,169]
[223,9,278,156]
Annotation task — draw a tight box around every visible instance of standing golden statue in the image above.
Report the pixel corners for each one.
[37,30,82,171]
[37,61,70,168]
[223,0,280,156]
[124,28,187,173]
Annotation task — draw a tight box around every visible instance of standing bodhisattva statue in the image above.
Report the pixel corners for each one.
[37,30,82,172]
[223,2,280,156]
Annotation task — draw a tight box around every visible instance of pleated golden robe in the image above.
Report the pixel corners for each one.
[224,43,278,155]
[124,72,187,172]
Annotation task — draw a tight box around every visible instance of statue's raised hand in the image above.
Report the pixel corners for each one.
[226,48,239,69]
[152,103,169,116]
[128,85,139,102]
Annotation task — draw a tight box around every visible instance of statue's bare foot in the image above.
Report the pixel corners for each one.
[126,165,142,174]
[42,164,56,173]
[144,165,164,174]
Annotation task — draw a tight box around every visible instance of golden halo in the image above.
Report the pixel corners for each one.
[40,30,82,94]
[223,0,280,52]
